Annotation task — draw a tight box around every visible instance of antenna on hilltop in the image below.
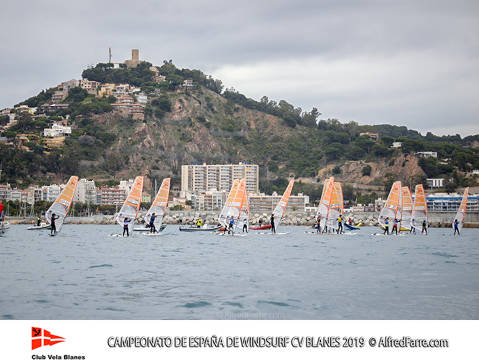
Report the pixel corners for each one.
[108,47,112,63]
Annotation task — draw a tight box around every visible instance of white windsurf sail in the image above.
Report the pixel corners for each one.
[400,186,413,230]
[46,176,79,233]
[218,179,242,226]
[316,177,335,231]
[272,178,295,229]
[327,181,344,230]
[452,187,469,231]
[378,181,402,228]
[145,178,170,231]
[411,184,428,231]
[116,176,144,233]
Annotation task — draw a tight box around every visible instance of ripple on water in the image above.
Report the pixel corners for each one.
[88,264,113,269]
[223,301,243,308]
[182,301,211,308]
[432,252,457,258]
[2,314,15,319]
[257,300,290,307]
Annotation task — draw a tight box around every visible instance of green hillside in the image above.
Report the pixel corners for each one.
[1,60,478,201]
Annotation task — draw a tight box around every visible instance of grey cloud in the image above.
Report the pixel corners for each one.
[1,0,478,135]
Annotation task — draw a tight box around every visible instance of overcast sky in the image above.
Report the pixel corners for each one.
[1,0,478,136]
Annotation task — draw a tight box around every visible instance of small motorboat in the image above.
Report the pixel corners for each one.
[179,225,221,232]
[27,223,51,230]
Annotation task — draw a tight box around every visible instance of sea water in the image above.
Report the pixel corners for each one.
[0,225,478,319]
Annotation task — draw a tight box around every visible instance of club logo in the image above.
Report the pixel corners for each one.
[32,327,65,350]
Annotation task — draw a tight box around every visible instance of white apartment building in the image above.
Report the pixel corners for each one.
[427,178,445,188]
[181,163,259,194]
[74,179,97,204]
[43,123,72,137]
[249,193,309,214]
[41,184,61,202]
[416,151,438,158]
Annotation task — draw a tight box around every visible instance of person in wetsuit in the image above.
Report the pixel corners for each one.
[316,215,321,234]
[50,213,59,236]
[228,217,235,234]
[337,215,343,234]
[383,217,389,235]
[392,218,399,235]
[123,217,130,237]
[453,219,460,236]
[270,214,276,234]
[422,220,428,235]
[149,213,157,233]
[37,216,41,227]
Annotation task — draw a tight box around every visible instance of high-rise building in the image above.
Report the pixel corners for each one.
[249,193,308,214]
[181,163,259,194]
[74,179,97,204]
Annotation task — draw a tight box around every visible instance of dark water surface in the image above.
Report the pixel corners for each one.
[1,225,478,319]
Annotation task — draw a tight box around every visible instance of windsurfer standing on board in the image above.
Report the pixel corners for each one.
[149,213,156,233]
[123,217,130,237]
[422,220,428,235]
[453,219,460,236]
[316,215,321,234]
[383,217,389,235]
[270,213,276,234]
[50,213,59,236]
[337,214,343,234]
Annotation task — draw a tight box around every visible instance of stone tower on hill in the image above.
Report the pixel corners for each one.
[125,49,141,68]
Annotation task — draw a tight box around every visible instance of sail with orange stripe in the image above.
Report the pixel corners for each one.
[46,176,79,233]
[218,179,243,226]
[272,178,295,228]
[316,177,335,230]
[239,179,250,229]
[378,181,402,228]
[453,187,469,231]
[400,186,413,230]
[327,181,344,230]
[145,178,170,230]
[412,184,428,231]
[116,176,144,233]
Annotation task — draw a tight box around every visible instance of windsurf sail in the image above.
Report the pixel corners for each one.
[452,187,469,231]
[400,186,413,230]
[218,179,243,226]
[272,178,295,229]
[411,184,428,231]
[145,178,170,231]
[45,176,79,233]
[239,179,249,229]
[326,182,344,230]
[315,177,335,231]
[116,176,144,233]
[378,181,402,228]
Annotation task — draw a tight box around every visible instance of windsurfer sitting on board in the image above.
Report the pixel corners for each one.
[316,215,321,233]
[348,218,353,226]
[422,220,428,235]
[392,218,399,235]
[50,213,59,236]
[337,214,343,234]
[383,217,389,235]
[270,214,276,234]
[259,218,263,227]
[123,217,130,237]
[37,216,41,227]
[453,219,460,236]
[196,219,203,228]
[149,213,156,233]
[228,217,234,234]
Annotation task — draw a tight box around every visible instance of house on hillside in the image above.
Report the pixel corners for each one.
[416,151,438,158]
[359,132,379,141]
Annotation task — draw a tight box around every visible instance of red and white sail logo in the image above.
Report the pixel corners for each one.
[32,327,65,350]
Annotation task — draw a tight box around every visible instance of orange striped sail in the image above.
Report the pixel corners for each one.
[46,176,79,233]
[412,184,428,230]
[145,178,170,230]
[327,181,344,229]
[239,179,250,228]
[378,181,402,228]
[116,176,144,233]
[316,177,335,230]
[273,178,295,228]
[452,187,469,231]
[219,179,242,226]
[400,186,413,230]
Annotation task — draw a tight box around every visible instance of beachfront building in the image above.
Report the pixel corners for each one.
[191,191,226,211]
[181,163,259,194]
[249,193,309,214]
[426,192,479,213]
[98,186,126,206]
[74,179,97,204]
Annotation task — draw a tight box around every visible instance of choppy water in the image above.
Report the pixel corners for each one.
[0,225,478,319]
